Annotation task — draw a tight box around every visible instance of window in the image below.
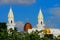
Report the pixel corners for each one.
[11,20,12,23]
[41,21,42,25]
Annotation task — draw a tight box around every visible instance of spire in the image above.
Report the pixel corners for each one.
[38,9,43,20]
[8,7,14,18]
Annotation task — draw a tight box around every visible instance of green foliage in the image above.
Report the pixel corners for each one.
[0,23,60,40]
[0,29,60,40]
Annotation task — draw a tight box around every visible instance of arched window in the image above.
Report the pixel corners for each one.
[11,20,12,23]
[41,21,42,25]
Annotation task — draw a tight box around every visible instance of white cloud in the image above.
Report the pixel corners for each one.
[15,21,24,27]
[48,7,60,21]
[54,4,60,7]
[0,0,36,5]
[48,8,60,15]
[15,21,24,31]
[46,7,60,28]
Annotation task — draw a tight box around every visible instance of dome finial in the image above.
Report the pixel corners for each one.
[26,18,29,23]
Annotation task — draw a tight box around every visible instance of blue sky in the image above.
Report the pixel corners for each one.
[0,0,60,28]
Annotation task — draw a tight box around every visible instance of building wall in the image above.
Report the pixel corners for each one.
[28,28,60,37]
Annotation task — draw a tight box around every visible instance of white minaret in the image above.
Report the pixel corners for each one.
[7,7,15,33]
[37,9,45,29]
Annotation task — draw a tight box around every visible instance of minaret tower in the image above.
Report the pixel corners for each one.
[7,7,15,33]
[37,9,45,29]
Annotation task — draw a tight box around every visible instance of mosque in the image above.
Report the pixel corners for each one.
[7,7,60,37]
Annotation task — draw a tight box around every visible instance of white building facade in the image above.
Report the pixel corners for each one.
[28,9,60,37]
[6,8,60,37]
[7,8,15,33]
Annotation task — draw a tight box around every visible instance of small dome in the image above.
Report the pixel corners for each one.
[24,23,32,31]
[43,28,51,34]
